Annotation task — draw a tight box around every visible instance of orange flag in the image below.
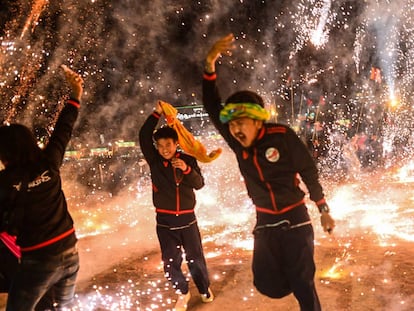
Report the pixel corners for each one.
[159,101,222,163]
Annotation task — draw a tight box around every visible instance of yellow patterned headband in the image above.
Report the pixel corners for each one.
[219,103,270,123]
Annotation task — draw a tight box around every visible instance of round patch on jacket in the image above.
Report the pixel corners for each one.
[265,147,280,162]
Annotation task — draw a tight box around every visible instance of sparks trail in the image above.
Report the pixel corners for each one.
[20,0,49,39]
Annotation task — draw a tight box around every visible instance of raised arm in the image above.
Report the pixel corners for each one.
[45,65,83,169]
[62,64,83,102]
[202,34,236,144]
[139,101,163,164]
[204,33,235,74]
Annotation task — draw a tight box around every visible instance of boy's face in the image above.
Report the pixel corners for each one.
[228,117,262,148]
[156,138,177,160]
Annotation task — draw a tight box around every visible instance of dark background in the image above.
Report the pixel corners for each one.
[0,0,412,146]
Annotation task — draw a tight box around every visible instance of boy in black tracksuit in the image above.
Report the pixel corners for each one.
[139,101,213,311]
[202,34,336,311]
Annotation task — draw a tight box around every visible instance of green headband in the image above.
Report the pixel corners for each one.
[219,102,270,123]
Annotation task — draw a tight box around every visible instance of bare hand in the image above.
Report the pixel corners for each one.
[320,212,335,234]
[205,33,235,73]
[171,157,188,171]
[155,100,163,114]
[61,64,84,101]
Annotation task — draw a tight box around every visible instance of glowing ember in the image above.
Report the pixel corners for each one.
[20,0,49,39]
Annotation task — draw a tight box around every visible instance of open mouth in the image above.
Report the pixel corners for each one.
[235,132,245,140]
[235,132,246,144]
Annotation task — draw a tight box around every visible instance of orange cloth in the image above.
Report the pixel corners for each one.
[159,101,221,163]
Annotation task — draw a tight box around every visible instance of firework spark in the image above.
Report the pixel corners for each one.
[20,0,49,39]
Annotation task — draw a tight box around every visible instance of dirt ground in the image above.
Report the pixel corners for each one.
[74,234,414,311]
[1,153,413,310]
[1,225,412,311]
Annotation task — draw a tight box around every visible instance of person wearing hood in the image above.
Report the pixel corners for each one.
[0,65,83,311]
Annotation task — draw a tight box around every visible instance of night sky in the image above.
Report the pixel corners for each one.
[0,0,412,146]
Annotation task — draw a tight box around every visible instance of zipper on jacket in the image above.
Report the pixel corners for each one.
[253,148,277,211]
[174,167,180,215]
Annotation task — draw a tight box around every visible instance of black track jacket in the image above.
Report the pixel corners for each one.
[0,100,79,256]
[139,112,204,228]
[202,72,327,226]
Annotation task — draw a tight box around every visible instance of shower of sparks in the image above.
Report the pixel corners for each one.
[292,0,336,56]
[353,25,365,74]
[54,145,414,309]
[396,160,414,183]
[0,0,414,309]
[20,0,49,39]
[320,255,349,280]
[309,0,333,48]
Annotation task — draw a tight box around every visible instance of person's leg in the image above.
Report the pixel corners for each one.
[6,257,55,311]
[156,226,188,294]
[283,225,321,311]
[7,247,79,311]
[34,289,55,311]
[252,227,292,298]
[181,223,210,295]
[0,243,19,293]
[0,275,8,293]
[37,250,79,310]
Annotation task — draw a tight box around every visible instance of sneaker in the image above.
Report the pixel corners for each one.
[201,288,214,303]
[175,292,191,311]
